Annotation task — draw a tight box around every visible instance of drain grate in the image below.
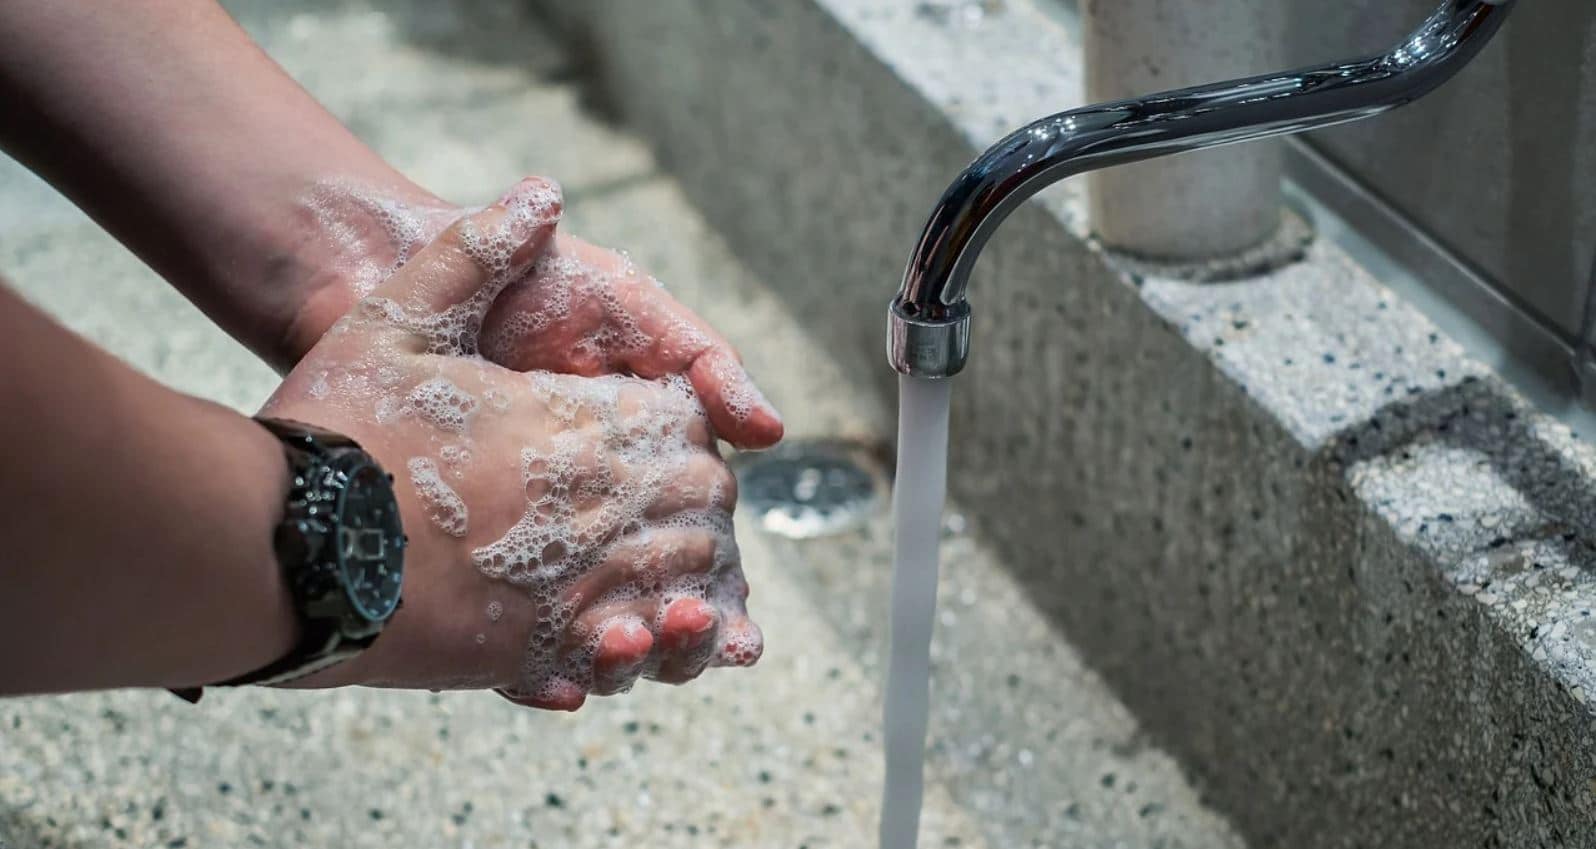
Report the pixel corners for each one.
[730,439,889,539]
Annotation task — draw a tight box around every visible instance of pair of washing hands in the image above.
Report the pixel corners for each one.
[267,177,783,710]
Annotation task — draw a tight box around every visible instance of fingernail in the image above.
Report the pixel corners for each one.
[761,396,784,427]
[744,375,777,415]
[495,177,536,205]
[499,181,563,270]
[498,177,564,221]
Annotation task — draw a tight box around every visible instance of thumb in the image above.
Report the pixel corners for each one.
[372,177,562,319]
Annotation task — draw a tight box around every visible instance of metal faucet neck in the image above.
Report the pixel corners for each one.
[888,0,1516,379]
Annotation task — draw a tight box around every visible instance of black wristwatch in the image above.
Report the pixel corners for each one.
[172,418,407,703]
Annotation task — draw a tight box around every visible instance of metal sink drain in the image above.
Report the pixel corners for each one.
[731,439,889,539]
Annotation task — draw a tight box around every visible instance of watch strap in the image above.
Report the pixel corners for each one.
[169,417,394,703]
[169,619,371,703]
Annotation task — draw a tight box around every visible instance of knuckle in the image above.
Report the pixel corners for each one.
[570,443,611,482]
[614,379,652,418]
[437,214,477,251]
[685,415,715,448]
[683,452,737,511]
[714,463,738,510]
[448,207,510,268]
[686,532,717,566]
[661,532,716,574]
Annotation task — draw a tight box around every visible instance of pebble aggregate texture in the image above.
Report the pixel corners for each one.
[0,1,1246,847]
[532,0,1596,846]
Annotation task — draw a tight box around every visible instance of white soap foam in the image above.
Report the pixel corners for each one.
[704,350,768,425]
[407,457,469,538]
[479,249,657,370]
[365,183,563,359]
[302,181,459,297]
[468,372,748,693]
[435,443,473,483]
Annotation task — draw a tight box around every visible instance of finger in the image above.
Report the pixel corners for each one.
[495,679,585,712]
[652,597,720,684]
[479,258,611,374]
[642,451,738,519]
[371,177,561,317]
[714,615,764,668]
[499,600,657,709]
[684,347,785,451]
[589,613,655,696]
[610,379,720,453]
[708,568,762,668]
[598,265,784,448]
[563,529,719,609]
[522,371,692,437]
[483,235,784,449]
[566,599,656,695]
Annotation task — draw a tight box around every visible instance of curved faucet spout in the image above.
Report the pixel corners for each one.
[887,0,1515,378]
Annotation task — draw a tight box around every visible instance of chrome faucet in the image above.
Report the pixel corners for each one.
[887,0,1516,379]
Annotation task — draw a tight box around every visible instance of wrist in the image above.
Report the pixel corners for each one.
[257,177,452,372]
[206,417,410,694]
[161,399,302,689]
[228,414,304,674]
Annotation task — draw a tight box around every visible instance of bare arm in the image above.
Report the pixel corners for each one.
[0,282,298,693]
[0,0,440,371]
[0,0,784,448]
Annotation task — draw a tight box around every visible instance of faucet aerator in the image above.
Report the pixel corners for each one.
[888,300,971,379]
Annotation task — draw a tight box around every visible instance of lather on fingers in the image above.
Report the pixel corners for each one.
[479,232,785,450]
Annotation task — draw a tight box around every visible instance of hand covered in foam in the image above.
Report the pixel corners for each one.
[478,233,784,450]
[290,180,783,450]
[265,179,763,710]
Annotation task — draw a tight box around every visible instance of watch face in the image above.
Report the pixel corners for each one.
[334,459,406,621]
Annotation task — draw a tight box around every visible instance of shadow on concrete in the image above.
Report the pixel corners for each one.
[1325,373,1596,569]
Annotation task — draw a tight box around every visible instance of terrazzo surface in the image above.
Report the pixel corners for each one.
[0,2,1243,847]
[531,0,1596,845]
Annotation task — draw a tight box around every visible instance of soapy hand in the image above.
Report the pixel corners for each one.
[265,180,764,710]
[479,232,784,449]
[285,180,783,450]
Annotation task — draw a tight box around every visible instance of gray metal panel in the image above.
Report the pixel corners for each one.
[1291,0,1596,343]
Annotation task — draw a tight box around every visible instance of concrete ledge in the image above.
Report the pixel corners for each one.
[534,0,1596,845]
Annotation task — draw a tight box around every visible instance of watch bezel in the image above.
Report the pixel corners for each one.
[329,454,406,625]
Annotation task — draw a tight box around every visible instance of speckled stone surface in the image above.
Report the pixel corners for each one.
[0,2,1244,848]
[532,0,1596,846]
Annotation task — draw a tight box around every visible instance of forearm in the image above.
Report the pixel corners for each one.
[0,284,297,694]
[0,0,436,369]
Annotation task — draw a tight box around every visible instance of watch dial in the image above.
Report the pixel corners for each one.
[335,460,406,621]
